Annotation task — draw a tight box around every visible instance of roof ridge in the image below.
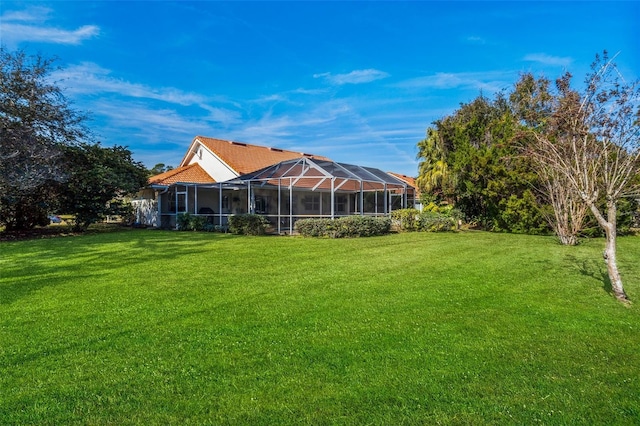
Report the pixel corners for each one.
[196,135,324,158]
[148,163,203,185]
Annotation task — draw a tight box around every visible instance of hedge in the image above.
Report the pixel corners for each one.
[295,216,391,238]
[228,214,269,235]
[390,208,458,232]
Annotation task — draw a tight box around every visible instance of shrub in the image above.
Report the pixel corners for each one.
[391,208,459,233]
[176,213,210,231]
[176,212,192,231]
[295,216,391,238]
[294,218,334,237]
[390,208,420,231]
[417,211,456,232]
[228,214,269,235]
[190,215,207,231]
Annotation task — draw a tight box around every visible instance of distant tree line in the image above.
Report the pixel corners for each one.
[0,48,149,232]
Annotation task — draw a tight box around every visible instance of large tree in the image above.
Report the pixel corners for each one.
[0,48,87,230]
[417,94,547,233]
[1,48,149,232]
[56,143,148,231]
[527,52,640,302]
[511,73,589,245]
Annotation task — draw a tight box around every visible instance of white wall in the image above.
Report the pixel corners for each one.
[186,142,239,182]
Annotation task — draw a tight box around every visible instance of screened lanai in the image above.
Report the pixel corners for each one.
[150,157,415,233]
[228,157,414,234]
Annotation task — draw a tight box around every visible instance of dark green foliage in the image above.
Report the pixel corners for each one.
[391,208,459,232]
[495,190,549,235]
[417,91,550,234]
[229,214,269,235]
[176,212,192,231]
[177,213,211,231]
[189,215,207,231]
[148,163,173,176]
[55,143,148,231]
[0,187,55,231]
[0,49,87,230]
[0,49,147,232]
[294,218,334,237]
[295,215,391,237]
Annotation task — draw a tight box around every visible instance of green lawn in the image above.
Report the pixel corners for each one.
[1,230,639,425]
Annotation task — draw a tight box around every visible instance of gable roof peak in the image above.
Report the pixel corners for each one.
[189,135,331,175]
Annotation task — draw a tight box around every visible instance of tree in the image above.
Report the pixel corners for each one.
[511,73,589,245]
[527,52,640,302]
[56,143,149,231]
[0,48,87,230]
[417,94,548,233]
[148,163,173,176]
[1,48,149,233]
[416,128,453,203]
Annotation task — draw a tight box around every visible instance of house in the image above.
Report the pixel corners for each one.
[133,136,417,233]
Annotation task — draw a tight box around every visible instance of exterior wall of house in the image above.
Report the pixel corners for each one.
[185,142,238,183]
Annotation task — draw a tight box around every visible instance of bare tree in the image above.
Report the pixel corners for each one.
[536,164,589,246]
[529,52,640,302]
[512,73,588,245]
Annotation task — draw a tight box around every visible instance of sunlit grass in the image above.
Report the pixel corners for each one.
[1,230,639,424]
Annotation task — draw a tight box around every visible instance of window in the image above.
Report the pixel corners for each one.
[255,196,269,214]
[303,195,320,211]
[169,193,186,213]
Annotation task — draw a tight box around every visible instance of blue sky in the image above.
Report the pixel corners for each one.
[1,1,638,176]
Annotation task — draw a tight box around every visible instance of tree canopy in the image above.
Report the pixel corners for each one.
[0,48,148,231]
[417,93,547,234]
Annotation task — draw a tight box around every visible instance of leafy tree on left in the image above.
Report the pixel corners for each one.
[0,48,147,231]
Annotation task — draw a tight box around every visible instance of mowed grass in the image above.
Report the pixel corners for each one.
[1,230,639,425]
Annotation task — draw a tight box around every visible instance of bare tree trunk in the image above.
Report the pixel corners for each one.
[587,201,629,302]
[542,170,587,245]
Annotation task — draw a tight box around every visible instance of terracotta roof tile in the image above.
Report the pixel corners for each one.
[149,163,215,185]
[192,136,331,175]
[388,172,417,189]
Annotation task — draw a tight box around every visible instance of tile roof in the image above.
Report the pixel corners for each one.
[148,163,215,185]
[191,136,331,175]
[388,172,417,189]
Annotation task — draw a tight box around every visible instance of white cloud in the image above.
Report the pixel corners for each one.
[1,7,50,22]
[52,63,206,105]
[314,69,390,85]
[523,53,573,67]
[0,7,99,46]
[52,63,240,126]
[395,71,512,93]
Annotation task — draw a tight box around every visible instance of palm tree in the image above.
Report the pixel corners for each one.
[416,128,454,202]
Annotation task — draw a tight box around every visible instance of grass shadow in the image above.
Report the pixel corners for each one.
[0,229,213,305]
[566,254,613,296]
